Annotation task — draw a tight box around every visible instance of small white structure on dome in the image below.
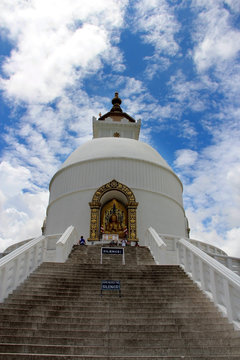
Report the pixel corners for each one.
[44,92,189,243]
[93,92,141,140]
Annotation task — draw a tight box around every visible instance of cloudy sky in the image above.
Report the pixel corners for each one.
[0,0,240,256]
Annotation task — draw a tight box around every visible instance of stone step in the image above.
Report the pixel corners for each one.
[24,267,190,272]
[0,306,220,314]
[18,267,189,272]
[0,329,180,339]
[1,355,240,360]
[1,335,239,347]
[13,287,200,294]
[0,343,240,356]
[0,322,180,331]
[15,280,199,286]
[35,269,185,274]
[0,302,215,311]
[31,275,190,280]
[26,280,195,286]
[10,291,207,299]
[0,315,174,325]
[0,314,228,326]
[0,246,239,359]
[5,356,240,360]
[0,308,226,320]
[0,321,233,332]
[3,302,214,312]
[13,283,203,290]
[2,302,216,312]
[0,328,238,341]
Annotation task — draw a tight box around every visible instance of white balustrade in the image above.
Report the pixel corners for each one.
[0,235,47,302]
[146,227,167,264]
[209,254,240,277]
[158,233,226,256]
[178,238,240,330]
[56,225,79,263]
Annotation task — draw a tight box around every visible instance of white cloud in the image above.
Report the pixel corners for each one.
[189,3,240,121]
[0,0,128,103]
[167,70,215,113]
[133,0,179,55]
[192,2,240,72]
[180,120,198,140]
[0,161,32,196]
[2,90,114,188]
[144,56,170,79]
[222,228,240,257]
[225,0,240,12]
[1,24,109,103]
[0,161,49,252]
[175,126,240,257]
[132,0,180,76]
[121,78,145,97]
[174,149,198,168]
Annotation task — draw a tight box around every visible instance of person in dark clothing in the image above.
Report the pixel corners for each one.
[79,236,86,245]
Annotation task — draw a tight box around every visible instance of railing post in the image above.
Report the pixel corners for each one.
[199,259,206,291]
[227,257,233,272]
[210,267,217,303]
[12,257,20,290]
[183,246,189,273]
[191,252,196,280]
[0,267,6,302]
[223,278,233,322]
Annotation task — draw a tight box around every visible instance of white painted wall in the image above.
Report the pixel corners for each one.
[45,138,187,242]
[49,158,183,206]
[92,117,141,140]
[45,162,186,242]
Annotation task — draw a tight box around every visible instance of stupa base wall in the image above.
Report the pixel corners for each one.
[45,187,187,244]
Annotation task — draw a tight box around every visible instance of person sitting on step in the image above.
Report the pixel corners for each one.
[79,236,86,245]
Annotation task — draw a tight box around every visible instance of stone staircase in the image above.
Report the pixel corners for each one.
[0,244,239,359]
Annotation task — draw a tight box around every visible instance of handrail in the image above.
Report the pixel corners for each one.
[146,227,167,264]
[158,233,227,256]
[178,238,240,330]
[0,235,47,302]
[56,225,78,262]
[209,253,240,277]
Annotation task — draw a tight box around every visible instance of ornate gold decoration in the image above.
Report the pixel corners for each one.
[101,199,127,238]
[88,180,138,242]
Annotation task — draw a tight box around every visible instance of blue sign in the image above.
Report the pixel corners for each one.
[101,280,121,297]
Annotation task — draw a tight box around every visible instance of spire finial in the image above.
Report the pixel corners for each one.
[111,92,122,112]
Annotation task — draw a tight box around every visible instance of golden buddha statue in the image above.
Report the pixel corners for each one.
[106,214,122,232]
[101,199,128,239]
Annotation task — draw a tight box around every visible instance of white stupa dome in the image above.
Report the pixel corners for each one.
[61,137,172,172]
[45,93,188,243]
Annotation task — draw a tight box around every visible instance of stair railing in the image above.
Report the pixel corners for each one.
[208,253,240,277]
[146,227,167,264]
[178,238,240,330]
[158,233,226,256]
[0,235,47,302]
[56,225,78,262]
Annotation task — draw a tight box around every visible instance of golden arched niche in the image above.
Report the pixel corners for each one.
[88,179,138,242]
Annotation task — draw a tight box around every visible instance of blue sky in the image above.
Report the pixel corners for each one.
[0,0,240,255]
